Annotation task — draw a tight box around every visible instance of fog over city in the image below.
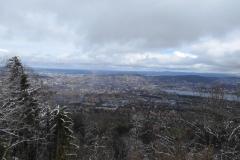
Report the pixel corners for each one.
[0,0,240,73]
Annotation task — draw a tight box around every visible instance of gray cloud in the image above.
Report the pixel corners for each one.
[0,0,240,73]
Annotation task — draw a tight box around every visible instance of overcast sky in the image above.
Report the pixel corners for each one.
[0,0,240,73]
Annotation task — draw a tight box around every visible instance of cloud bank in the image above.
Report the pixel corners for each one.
[0,0,240,73]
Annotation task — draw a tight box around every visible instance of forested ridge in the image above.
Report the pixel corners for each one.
[1,57,240,160]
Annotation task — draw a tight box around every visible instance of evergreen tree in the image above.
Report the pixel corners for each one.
[50,106,78,160]
[1,57,41,160]
[17,73,41,160]
[5,56,25,97]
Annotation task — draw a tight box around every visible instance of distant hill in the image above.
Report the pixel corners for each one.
[33,68,237,78]
[151,75,219,84]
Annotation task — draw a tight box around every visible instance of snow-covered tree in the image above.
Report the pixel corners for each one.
[50,106,78,160]
[0,57,42,160]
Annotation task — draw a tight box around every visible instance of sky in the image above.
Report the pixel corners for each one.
[0,0,240,73]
